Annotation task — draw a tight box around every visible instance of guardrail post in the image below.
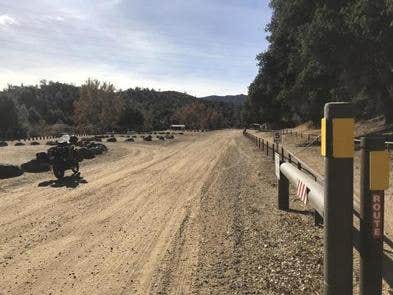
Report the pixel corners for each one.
[262,139,264,151]
[278,161,289,211]
[359,137,389,295]
[322,102,354,295]
[266,142,269,156]
[272,143,275,160]
[314,210,323,226]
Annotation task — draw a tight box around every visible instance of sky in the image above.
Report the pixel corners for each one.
[0,0,271,97]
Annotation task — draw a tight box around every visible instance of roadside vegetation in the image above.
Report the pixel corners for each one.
[0,80,243,139]
[244,0,393,126]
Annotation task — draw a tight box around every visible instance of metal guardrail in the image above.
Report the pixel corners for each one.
[244,103,390,295]
[280,162,324,216]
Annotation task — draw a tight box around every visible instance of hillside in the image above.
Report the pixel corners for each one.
[0,81,243,139]
[201,94,247,105]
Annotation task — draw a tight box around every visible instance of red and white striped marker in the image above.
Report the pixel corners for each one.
[296,180,308,204]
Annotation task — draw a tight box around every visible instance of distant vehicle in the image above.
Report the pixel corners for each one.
[170,124,186,131]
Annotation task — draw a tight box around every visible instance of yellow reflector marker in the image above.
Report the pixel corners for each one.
[332,118,354,158]
[321,118,327,156]
[370,151,390,190]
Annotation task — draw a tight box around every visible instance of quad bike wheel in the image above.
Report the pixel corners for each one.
[53,165,65,179]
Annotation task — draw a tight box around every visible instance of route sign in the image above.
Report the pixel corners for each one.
[273,130,282,144]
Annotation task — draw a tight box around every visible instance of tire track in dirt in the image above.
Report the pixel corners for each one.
[0,131,236,295]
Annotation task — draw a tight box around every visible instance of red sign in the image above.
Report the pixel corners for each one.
[372,193,383,239]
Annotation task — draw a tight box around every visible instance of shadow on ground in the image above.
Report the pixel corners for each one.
[38,174,88,188]
[286,208,313,216]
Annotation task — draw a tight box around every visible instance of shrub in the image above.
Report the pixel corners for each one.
[21,160,50,173]
[0,164,24,179]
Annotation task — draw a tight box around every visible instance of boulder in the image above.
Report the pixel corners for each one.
[0,164,24,179]
[30,141,40,145]
[125,138,134,142]
[15,142,25,146]
[21,160,51,173]
[107,137,117,142]
[143,135,152,141]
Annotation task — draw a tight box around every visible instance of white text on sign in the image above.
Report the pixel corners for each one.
[372,193,383,239]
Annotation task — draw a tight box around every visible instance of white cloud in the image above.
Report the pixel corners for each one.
[0,14,17,28]
[0,1,271,96]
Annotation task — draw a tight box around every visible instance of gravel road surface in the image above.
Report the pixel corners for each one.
[0,130,324,294]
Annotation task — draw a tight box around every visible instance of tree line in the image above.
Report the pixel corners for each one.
[0,79,242,139]
[245,0,393,126]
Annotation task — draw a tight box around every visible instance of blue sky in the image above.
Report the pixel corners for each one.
[0,0,271,96]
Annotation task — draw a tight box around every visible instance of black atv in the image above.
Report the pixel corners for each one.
[40,135,83,179]
[47,144,81,179]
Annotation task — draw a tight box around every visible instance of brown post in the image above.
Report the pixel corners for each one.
[359,137,389,295]
[322,102,354,295]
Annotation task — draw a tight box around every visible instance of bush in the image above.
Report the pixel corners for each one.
[107,137,117,142]
[78,147,95,159]
[0,141,8,147]
[46,141,57,146]
[30,141,40,145]
[15,142,25,146]
[143,135,152,141]
[125,138,134,142]
[0,164,24,179]
[36,152,49,162]
[21,159,51,173]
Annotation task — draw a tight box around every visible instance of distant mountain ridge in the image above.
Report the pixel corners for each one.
[200,94,247,105]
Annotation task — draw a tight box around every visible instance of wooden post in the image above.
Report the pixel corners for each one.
[322,102,354,295]
[359,137,389,295]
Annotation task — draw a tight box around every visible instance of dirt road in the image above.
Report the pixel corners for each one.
[0,130,324,294]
